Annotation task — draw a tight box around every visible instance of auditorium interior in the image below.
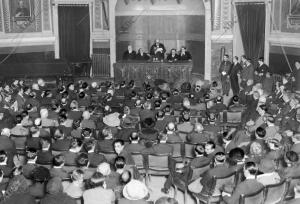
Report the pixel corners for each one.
[0,0,299,203]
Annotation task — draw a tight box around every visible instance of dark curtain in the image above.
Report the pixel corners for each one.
[102,0,109,30]
[236,3,265,64]
[58,5,90,62]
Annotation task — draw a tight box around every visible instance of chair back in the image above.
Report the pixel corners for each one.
[226,111,242,123]
[264,179,287,204]
[190,164,210,181]
[99,151,117,164]
[212,171,237,196]
[166,141,183,158]
[131,152,145,170]
[11,135,28,154]
[147,154,170,175]
[239,187,265,204]
[184,142,196,159]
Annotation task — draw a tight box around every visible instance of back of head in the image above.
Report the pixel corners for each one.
[53,154,65,167]
[76,152,89,167]
[255,127,266,139]
[46,177,63,195]
[115,156,126,170]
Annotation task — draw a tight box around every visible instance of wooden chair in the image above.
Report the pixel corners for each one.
[264,179,288,204]
[192,170,238,204]
[166,141,184,159]
[131,152,146,174]
[184,142,197,160]
[226,111,242,124]
[145,154,171,184]
[284,176,300,201]
[239,187,265,204]
[173,163,211,204]
[10,134,29,155]
[98,151,117,164]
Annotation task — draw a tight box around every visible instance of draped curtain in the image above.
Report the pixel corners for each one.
[236,3,265,64]
[102,0,109,30]
[58,5,90,62]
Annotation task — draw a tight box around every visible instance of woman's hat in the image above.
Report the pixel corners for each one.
[123,179,148,200]
[103,112,120,127]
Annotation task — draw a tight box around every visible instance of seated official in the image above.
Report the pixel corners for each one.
[135,48,150,61]
[150,39,166,61]
[123,45,136,61]
[178,46,192,61]
[166,49,179,62]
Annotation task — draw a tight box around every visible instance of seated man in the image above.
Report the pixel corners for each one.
[76,152,95,180]
[222,162,264,204]
[123,45,136,61]
[62,169,85,198]
[114,139,135,166]
[166,49,179,62]
[10,114,29,136]
[50,154,69,179]
[187,123,210,144]
[150,39,166,61]
[256,158,281,186]
[178,46,192,61]
[23,147,38,179]
[36,137,53,165]
[188,152,232,195]
[124,132,145,154]
[97,162,120,190]
[82,140,106,168]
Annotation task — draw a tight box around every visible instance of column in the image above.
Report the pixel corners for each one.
[109,0,117,78]
[264,0,271,65]
[203,0,212,81]
[53,3,59,59]
[89,2,93,57]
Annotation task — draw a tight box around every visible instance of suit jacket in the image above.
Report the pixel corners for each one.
[50,167,70,179]
[97,139,115,153]
[166,132,183,143]
[37,150,53,164]
[0,136,16,166]
[88,152,106,168]
[23,163,38,179]
[123,50,136,61]
[178,51,192,61]
[219,61,232,78]
[52,139,71,151]
[125,143,145,153]
[119,149,135,165]
[151,143,173,155]
[200,164,234,195]
[166,53,179,62]
[223,179,264,204]
[187,132,211,144]
[241,63,254,81]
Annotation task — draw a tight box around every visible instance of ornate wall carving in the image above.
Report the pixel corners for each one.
[42,0,51,31]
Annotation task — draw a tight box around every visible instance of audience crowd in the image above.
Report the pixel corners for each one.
[0,55,298,204]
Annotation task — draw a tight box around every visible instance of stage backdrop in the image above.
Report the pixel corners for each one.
[116,15,205,74]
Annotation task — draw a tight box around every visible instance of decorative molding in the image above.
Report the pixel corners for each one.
[94,0,102,30]
[42,0,51,31]
[53,0,93,4]
[0,0,2,32]
[34,0,41,31]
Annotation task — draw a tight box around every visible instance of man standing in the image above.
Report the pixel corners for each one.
[293,61,300,94]
[240,58,254,90]
[255,57,270,83]
[219,54,232,96]
[230,56,242,96]
[150,39,166,61]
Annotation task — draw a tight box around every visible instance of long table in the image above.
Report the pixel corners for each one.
[113,62,192,85]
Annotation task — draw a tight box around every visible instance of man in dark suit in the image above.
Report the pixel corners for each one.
[219,54,232,96]
[82,140,106,168]
[166,49,179,62]
[229,56,242,96]
[188,152,233,195]
[223,162,264,204]
[50,154,69,179]
[150,39,166,61]
[124,132,145,153]
[36,137,53,165]
[255,57,270,83]
[122,45,136,61]
[114,139,135,166]
[178,46,192,61]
